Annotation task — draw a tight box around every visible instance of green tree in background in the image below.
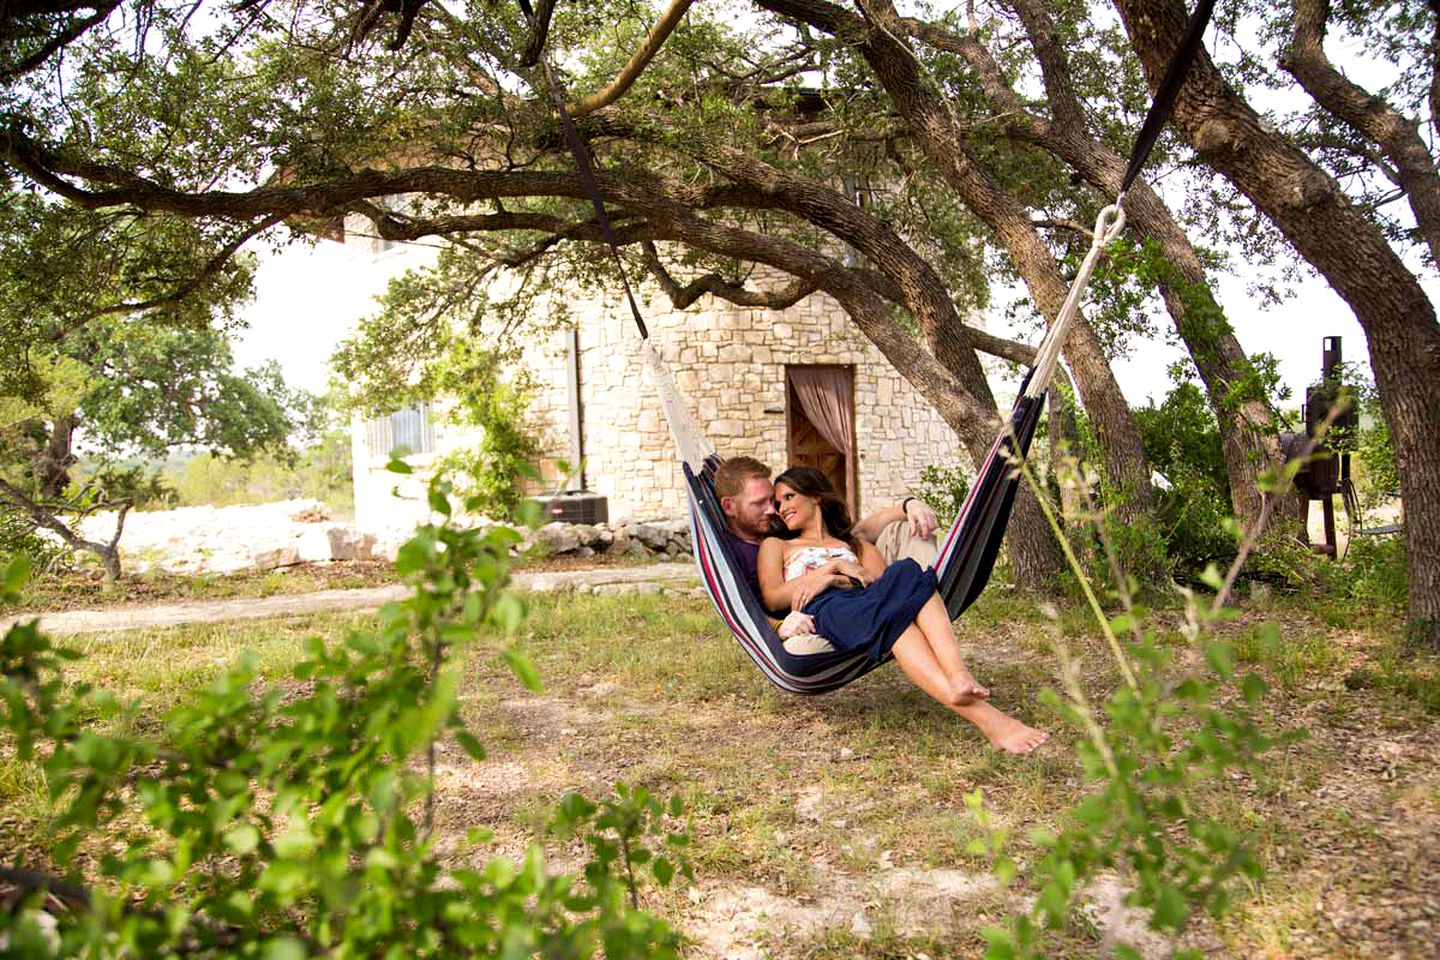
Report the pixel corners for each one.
[0,195,307,579]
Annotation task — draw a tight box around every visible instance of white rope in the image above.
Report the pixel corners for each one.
[641,339,716,472]
[1024,203,1128,399]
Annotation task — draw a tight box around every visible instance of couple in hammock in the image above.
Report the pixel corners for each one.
[715,457,1048,756]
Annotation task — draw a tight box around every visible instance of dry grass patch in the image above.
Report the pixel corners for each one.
[2,587,1437,958]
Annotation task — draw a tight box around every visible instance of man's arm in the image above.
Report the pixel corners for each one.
[854,497,939,544]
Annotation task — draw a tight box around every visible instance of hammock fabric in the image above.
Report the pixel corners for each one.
[519,0,1217,694]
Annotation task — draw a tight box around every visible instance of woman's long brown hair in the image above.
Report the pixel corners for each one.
[773,466,859,554]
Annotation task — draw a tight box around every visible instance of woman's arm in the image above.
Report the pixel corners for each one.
[758,539,843,612]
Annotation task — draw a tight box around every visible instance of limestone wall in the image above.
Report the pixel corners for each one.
[347,251,967,530]
[520,285,965,522]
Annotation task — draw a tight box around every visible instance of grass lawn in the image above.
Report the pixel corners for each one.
[2,584,1437,958]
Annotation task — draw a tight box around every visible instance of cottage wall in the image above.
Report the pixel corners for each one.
[348,243,967,530]
[521,286,964,522]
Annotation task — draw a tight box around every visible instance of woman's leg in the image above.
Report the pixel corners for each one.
[912,594,989,699]
[890,622,1049,755]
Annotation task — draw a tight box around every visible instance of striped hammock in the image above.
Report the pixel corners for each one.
[639,199,1118,695]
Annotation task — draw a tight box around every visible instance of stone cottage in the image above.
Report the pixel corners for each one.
[345,229,965,533]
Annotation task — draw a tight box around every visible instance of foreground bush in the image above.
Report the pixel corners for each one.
[0,469,687,958]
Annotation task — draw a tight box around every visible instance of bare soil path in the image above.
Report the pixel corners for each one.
[0,562,699,636]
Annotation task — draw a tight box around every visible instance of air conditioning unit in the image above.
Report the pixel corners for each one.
[530,491,609,525]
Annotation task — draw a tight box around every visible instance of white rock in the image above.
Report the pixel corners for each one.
[253,545,301,570]
[535,522,582,554]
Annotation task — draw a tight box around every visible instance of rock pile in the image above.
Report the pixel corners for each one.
[67,501,693,575]
[73,500,379,575]
[529,519,692,560]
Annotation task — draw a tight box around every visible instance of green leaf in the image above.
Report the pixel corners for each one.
[1241,672,1270,703]
[2,554,31,596]
[224,824,261,855]
[491,592,526,635]
[501,646,542,692]
[1203,641,1235,678]
[455,730,487,762]
[260,936,309,960]
[386,458,413,474]
[1151,882,1189,932]
[652,856,675,885]
[428,485,452,516]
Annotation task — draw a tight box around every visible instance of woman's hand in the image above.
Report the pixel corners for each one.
[790,569,838,611]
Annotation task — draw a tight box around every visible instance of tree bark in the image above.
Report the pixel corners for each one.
[35,413,78,498]
[908,0,1289,534]
[1112,0,1440,647]
[1281,0,1440,266]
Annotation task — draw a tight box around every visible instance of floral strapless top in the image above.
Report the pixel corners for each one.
[783,545,858,582]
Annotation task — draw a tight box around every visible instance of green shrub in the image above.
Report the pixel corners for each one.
[0,469,686,958]
[913,461,972,529]
[1334,533,1408,607]
[971,450,1288,960]
[1134,381,1235,574]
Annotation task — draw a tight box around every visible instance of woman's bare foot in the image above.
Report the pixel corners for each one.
[951,668,991,703]
[962,703,1049,755]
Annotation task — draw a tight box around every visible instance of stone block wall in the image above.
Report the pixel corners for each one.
[520,281,966,522]
[349,258,968,530]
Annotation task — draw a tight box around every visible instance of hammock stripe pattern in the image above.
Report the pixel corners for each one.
[647,340,1048,694]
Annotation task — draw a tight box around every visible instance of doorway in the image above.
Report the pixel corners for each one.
[785,365,858,515]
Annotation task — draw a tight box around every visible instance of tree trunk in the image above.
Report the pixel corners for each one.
[35,413,78,498]
[819,0,1155,523]
[929,0,1289,534]
[1112,0,1440,647]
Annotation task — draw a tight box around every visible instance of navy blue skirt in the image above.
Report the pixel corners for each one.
[806,559,937,662]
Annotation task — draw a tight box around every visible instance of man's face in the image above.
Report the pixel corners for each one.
[722,476,779,542]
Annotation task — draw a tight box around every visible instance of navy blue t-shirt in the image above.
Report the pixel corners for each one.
[719,527,763,596]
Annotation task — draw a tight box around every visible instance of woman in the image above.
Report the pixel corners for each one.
[757,467,1048,756]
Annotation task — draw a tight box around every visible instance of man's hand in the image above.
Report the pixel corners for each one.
[777,610,817,639]
[904,498,939,539]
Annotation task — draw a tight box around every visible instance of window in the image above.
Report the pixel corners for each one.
[365,402,435,459]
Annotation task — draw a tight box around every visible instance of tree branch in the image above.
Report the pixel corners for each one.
[0,0,120,82]
[517,0,556,67]
[0,478,121,579]
[638,240,818,309]
[75,214,284,331]
[566,0,695,117]
[1281,0,1440,264]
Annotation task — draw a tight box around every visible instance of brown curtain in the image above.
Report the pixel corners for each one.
[789,367,854,461]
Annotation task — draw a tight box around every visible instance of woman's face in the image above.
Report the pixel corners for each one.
[774,482,818,531]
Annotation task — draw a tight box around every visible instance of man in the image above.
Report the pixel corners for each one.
[714,456,940,647]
